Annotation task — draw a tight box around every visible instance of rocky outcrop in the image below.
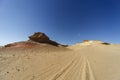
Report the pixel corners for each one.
[28,32,61,46]
[29,32,50,42]
[5,32,65,48]
[83,40,90,43]
[4,41,38,48]
[101,42,110,45]
[82,40,110,45]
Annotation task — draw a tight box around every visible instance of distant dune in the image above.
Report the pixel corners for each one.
[0,32,120,80]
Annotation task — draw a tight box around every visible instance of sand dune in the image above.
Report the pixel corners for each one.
[0,41,120,80]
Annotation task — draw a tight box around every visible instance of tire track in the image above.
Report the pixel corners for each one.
[56,56,83,80]
[49,53,80,80]
[86,59,96,80]
[80,57,96,80]
[49,54,96,80]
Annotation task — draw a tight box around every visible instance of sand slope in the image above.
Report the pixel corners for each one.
[0,43,120,80]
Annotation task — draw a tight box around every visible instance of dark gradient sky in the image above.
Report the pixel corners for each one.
[0,0,120,45]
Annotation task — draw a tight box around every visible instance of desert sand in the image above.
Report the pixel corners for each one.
[0,40,120,80]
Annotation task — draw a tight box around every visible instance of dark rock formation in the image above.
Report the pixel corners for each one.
[4,32,68,48]
[28,32,60,46]
[29,32,50,42]
[102,42,110,45]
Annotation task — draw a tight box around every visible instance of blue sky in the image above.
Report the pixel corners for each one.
[0,0,120,45]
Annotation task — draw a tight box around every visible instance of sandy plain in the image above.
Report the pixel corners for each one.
[0,41,120,80]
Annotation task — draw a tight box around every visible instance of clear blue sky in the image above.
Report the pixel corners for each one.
[0,0,120,45]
